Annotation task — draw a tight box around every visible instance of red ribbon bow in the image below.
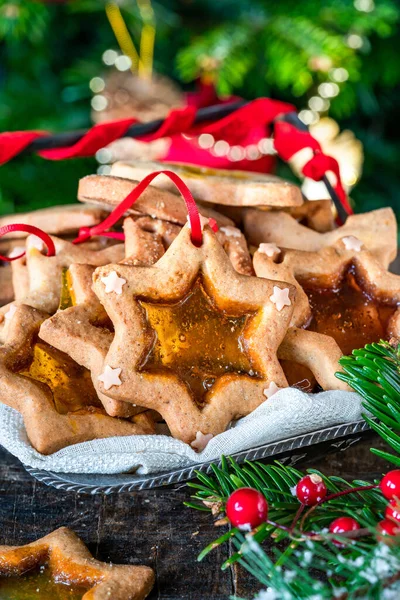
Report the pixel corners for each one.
[274,121,353,217]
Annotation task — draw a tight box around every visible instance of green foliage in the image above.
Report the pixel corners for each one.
[185,340,400,598]
[187,458,385,566]
[233,533,400,599]
[338,341,400,467]
[0,0,400,216]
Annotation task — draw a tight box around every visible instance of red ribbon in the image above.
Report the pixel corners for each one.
[73,170,211,247]
[0,132,47,164]
[0,99,351,217]
[274,121,353,216]
[0,224,56,262]
[0,100,293,165]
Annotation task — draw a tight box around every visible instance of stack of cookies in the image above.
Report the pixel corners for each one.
[0,161,398,455]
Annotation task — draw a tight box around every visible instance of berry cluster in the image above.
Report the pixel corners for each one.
[224,469,400,541]
[378,470,400,537]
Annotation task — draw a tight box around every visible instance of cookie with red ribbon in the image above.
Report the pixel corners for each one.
[110,160,303,208]
[0,203,109,239]
[254,237,400,358]
[0,527,154,600]
[0,304,155,454]
[87,224,295,445]
[123,216,254,275]
[78,174,234,227]
[3,234,125,316]
[245,207,397,269]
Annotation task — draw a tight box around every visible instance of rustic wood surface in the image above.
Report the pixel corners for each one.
[0,433,393,599]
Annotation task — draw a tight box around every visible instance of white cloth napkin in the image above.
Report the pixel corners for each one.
[0,388,363,475]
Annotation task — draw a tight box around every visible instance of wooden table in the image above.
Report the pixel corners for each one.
[0,433,393,599]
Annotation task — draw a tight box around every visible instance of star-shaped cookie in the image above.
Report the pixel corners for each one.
[123,216,254,275]
[40,262,141,418]
[0,527,154,600]
[254,237,400,357]
[91,225,295,444]
[0,304,154,453]
[245,207,397,269]
[3,234,125,316]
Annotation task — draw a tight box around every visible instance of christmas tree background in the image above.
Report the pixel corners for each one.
[0,0,399,220]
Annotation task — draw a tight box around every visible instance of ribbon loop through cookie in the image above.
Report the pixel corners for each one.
[0,223,55,262]
[73,169,218,247]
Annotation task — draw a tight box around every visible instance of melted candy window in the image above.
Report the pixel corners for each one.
[59,268,76,311]
[18,342,101,415]
[139,278,257,402]
[302,267,397,356]
[0,565,89,600]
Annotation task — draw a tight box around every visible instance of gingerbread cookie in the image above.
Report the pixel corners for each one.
[123,216,254,276]
[0,204,109,238]
[0,304,154,453]
[87,225,295,445]
[0,527,154,600]
[78,174,234,227]
[211,199,334,235]
[123,216,180,266]
[245,207,397,269]
[282,199,335,232]
[5,234,125,315]
[277,328,349,392]
[40,262,142,418]
[254,238,400,357]
[0,266,13,307]
[110,160,303,208]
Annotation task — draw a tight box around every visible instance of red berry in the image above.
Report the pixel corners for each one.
[380,470,400,500]
[385,499,400,523]
[296,474,327,506]
[226,488,268,530]
[378,518,400,537]
[329,516,360,546]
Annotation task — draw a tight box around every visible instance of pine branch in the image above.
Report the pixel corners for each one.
[186,340,400,599]
[337,340,400,465]
[186,458,386,566]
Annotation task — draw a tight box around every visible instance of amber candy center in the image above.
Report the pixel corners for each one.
[59,268,76,310]
[139,278,257,402]
[302,267,397,356]
[18,341,101,415]
[0,565,89,600]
